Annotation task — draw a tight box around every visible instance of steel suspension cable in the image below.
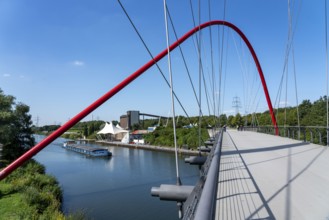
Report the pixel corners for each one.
[231,32,252,116]
[221,39,229,116]
[195,4,216,140]
[208,0,218,126]
[274,0,302,116]
[198,0,202,150]
[117,0,192,123]
[250,83,262,115]
[167,4,214,126]
[285,0,292,127]
[218,0,227,117]
[245,65,259,116]
[167,4,213,125]
[289,0,301,136]
[166,6,201,109]
[163,0,181,185]
[202,65,213,117]
[188,0,215,119]
[325,0,329,145]
[292,47,300,134]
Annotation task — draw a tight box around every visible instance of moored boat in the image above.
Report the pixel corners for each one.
[63,141,112,157]
[63,140,77,148]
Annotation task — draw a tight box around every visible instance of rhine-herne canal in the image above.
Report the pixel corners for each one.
[33,135,200,219]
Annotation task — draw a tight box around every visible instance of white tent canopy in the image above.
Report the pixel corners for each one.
[116,124,124,130]
[97,122,128,135]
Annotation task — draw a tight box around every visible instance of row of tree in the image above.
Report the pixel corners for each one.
[33,120,105,139]
[226,96,329,128]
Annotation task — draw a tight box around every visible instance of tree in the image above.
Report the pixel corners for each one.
[0,89,35,161]
[232,113,243,127]
[299,99,312,119]
[219,114,228,126]
[227,115,234,127]
[83,125,88,137]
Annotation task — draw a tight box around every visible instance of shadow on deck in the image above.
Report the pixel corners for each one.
[216,130,329,220]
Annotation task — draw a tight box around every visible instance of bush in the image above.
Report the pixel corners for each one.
[144,126,209,149]
[0,160,64,219]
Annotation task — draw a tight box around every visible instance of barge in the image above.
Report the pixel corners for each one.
[63,141,112,157]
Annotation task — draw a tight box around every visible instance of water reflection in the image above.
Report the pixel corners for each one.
[33,136,199,220]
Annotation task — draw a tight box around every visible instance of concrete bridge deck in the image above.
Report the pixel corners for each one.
[216,130,329,220]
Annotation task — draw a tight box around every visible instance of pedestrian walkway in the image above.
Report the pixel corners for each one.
[216,130,329,220]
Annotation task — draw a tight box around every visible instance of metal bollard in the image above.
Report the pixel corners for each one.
[151,184,194,201]
[184,156,207,165]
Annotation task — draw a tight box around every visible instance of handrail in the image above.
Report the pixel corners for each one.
[244,125,329,145]
[194,131,223,219]
[0,20,277,180]
[183,129,223,219]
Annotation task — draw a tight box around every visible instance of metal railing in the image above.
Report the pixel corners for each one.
[182,129,223,220]
[244,126,329,146]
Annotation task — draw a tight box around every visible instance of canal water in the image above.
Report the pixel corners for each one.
[33,135,200,220]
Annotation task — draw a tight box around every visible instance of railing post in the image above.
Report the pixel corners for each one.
[303,128,306,142]
[327,128,329,146]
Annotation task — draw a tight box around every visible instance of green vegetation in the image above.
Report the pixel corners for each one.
[33,121,105,140]
[67,120,105,139]
[238,96,327,126]
[0,160,64,219]
[140,115,218,129]
[1,88,84,219]
[0,160,87,220]
[223,96,329,128]
[223,96,329,144]
[0,89,35,161]
[142,115,214,149]
[144,96,329,147]
[144,126,209,149]
[33,125,61,136]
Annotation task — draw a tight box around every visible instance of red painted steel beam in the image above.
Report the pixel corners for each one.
[0,20,278,180]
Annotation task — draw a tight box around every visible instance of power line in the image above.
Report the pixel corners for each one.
[232,96,242,115]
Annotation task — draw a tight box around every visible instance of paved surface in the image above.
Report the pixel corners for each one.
[216,130,329,220]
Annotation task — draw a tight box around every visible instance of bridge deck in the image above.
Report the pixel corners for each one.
[216,130,329,220]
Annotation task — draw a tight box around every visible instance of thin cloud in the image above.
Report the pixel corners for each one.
[71,60,85,66]
[3,73,11,77]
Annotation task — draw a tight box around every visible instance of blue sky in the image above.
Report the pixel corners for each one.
[0,0,327,126]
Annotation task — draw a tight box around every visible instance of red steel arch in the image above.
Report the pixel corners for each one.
[0,20,278,180]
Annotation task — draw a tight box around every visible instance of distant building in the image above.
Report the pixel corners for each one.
[120,115,129,129]
[128,110,140,129]
[120,110,167,130]
[120,110,140,130]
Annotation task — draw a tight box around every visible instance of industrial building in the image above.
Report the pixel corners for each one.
[120,110,140,130]
[120,110,168,130]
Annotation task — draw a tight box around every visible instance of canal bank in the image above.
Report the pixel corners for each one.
[96,140,203,156]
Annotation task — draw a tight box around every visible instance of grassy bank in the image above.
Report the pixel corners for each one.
[0,160,80,220]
